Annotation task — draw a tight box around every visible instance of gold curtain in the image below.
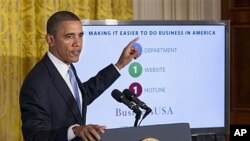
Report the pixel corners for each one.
[0,0,133,140]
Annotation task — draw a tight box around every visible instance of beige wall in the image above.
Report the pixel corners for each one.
[133,0,221,20]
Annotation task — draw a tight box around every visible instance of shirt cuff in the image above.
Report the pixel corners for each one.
[68,124,80,141]
[112,63,120,73]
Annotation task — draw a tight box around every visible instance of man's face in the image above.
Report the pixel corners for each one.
[47,20,83,64]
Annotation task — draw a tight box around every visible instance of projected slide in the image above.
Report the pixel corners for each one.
[75,22,226,130]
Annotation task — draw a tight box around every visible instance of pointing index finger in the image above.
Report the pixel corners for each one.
[129,37,139,46]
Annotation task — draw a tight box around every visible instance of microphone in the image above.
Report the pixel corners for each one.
[112,89,142,127]
[111,89,140,113]
[123,89,152,122]
[123,89,151,111]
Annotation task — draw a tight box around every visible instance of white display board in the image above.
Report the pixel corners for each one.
[75,20,229,135]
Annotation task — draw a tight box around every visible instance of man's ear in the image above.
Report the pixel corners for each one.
[45,34,55,48]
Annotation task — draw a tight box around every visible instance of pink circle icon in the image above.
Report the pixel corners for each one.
[129,82,143,97]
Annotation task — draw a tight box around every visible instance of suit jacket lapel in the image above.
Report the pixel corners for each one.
[42,54,84,124]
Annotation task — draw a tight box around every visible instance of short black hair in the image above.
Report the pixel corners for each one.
[46,11,81,34]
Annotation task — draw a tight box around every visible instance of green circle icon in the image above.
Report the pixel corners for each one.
[129,62,142,78]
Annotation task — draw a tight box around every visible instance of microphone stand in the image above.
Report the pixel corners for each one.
[132,106,142,127]
[138,107,152,126]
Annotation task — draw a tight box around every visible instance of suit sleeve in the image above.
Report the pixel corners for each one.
[77,63,120,105]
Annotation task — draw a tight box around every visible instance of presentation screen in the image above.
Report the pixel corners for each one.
[75,20,229,135]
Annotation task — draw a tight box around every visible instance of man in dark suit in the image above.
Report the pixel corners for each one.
[19,11,139,141]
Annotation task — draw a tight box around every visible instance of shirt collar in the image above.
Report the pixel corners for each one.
[47,51,70,77]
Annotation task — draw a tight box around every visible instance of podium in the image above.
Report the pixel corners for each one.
[101,123,192,141]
